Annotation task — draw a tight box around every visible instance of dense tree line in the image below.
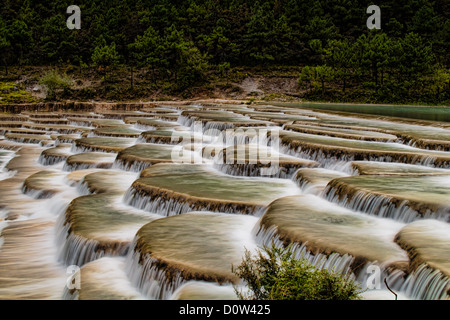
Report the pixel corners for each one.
[0,0,449,101]
[299,31,450,103]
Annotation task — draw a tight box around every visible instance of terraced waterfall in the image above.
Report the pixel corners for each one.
[0,103,449,300]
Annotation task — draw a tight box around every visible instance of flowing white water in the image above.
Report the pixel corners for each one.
[396,264,450,300]
[322,184,450,223]
[125,246,186,300]
[0,149,16,181]
[0,167,81,299]
[63,257,147,300]
[253,224,354,276]
[55,213,131,267]
[124,186,269,217]
[125,212,260,300]
[251,221,450,300]
[271,134,450,170]
[1,105,449,300]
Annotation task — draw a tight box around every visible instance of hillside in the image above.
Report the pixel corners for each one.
[0,0,449,104]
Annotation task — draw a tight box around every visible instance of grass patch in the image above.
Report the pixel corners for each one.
[0,81,38,104]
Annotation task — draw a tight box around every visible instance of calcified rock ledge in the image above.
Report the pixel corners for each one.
[394,133,450,152]
[63,257,146,300]
[254,224,356,275]
[0,128,46,136]
[291,120,393,135]
[0,114,29,121]
[253,223,424,300]
[96,111,156,120]
[114,158,154,173]
[57,209,130,266]
[124,163,299,216]
[22,170,66,199]
[212,145,319,178]
[22,123,89,135]
[139,130,202,145]
[55,134,83,145]
[57,194,154,266]
[323,176,450,223]
[38,144,72,165]
[1,101,198,114]
[125,184,263,216]
[92,126,141,138]
[78,170,138,195]
[115,144,190,173]
[22,112,64,118]
[127,118,181,130]
[258,195,409,274]
[290,113,450,152]
[73,137,135,153]
[351,161,450,176]
[63,152,116,171]
[0,219,67,299]
[284,124,399,142]
[294,168,349,193]
[65,112,104,119]
[178,112,274,132]
[5,133,51,144]
[193,120,274,133]
[126,213,257,299]
[126,248,186,300]
[394,220,450,279]
[2,102,450,300]
[29,118,69,125]
[214,162,306,178]
[64,169,102,186]
[276,132,450,169]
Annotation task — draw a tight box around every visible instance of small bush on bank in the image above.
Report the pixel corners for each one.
[39,69,73,100]
[232,244,361,300]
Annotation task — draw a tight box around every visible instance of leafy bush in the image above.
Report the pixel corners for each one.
[232,244,361,300]
[39,69,73,100]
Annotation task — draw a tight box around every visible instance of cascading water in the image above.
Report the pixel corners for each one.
[396,264,450,300]
[251,221,449,300]
[55,212,131,267]
[1,103,449,301]
[322,182,450,223]
[253,223,355,277]
[123,186,265,217]
[125,240,186,300]
[0,149,16,181]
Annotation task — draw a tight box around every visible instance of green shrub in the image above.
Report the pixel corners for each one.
[39,69,73,100]
[232,244,361,300]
